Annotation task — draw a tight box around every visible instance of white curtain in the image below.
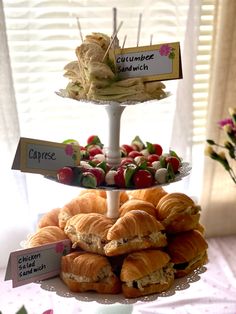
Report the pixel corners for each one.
[0,0,33,268]
[0,0,205,268]
[170,0,201,195]
[200,0,236,237]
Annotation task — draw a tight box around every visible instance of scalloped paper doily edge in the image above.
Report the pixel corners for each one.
[37,266,207,305]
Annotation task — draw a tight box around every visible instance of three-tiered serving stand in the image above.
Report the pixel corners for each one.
[41,14,193,310]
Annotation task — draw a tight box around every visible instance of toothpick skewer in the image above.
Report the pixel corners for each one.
[102,21,123,62]
[113,8,117,37]
[76,17,83,42]
[137,13,142,47]
[112,7,119,48]
[150,34,153,45]
[122,35,127,49]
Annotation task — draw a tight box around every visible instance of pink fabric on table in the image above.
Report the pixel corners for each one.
[0,236,236,314]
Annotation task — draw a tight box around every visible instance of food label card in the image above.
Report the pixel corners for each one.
[12,137,80,176]
[5,240,71,287]
[111,42,182,81]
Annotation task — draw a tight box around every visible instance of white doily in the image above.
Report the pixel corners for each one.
[37,266,207,305]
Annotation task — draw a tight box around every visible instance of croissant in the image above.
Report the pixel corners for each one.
[166,230,208,278]
[79,189,107,198]
[61,251,121,294]
[58,192,107,229]
[26,226,69,248]
[120,249,175,298]
[156,192,201,234]
[37,207,61,229]
[195,222,205,235]
[64,213,114,255]
[104,210,167,256]
[119,199,157,218]
[79,189,129,205]
[128,186,167,206]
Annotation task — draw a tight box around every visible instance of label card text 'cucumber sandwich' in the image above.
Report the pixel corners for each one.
[5,240,71,287]
[111,42,182,81]
[12,137,80,176]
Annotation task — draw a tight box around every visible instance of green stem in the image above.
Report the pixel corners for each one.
[228,168,236,184]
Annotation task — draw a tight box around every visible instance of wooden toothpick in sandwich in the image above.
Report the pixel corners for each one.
[76,16,83,42]
[150,34,153,45]
[112,7,119,48]
[122,35,127,49]
[137,13,142,47]
[102,21,123,62]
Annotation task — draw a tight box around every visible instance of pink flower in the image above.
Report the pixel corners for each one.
[42,310,53,314]
[218,118,234,128]
[55,242,64,253]
[159,44,172,56]
[65,144,74,156]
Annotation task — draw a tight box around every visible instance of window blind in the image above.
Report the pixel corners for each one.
[3,0,189,145]
[3,0,215,147]
[193,0,217,144]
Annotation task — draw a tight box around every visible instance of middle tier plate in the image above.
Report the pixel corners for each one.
[45,161,191,191]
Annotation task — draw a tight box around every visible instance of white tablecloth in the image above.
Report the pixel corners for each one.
[1,236,236,314]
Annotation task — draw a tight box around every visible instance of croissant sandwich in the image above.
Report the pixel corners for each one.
[26,226,69,248]
[156,192,201,234]
[61,252,121,294]
[128,186,168,206]
[58,192,107,229]
[79,189,129,205]
[37,207,61,229]
[104,210,167,256]
[120,250,175,298]
[64,213,114,255]
[166,229,208,278]
[119,199,157,218]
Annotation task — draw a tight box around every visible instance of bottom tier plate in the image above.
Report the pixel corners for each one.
[37,266,206,305]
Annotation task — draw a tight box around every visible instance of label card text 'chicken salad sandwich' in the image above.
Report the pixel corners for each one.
[111,42,182,81]
[12,137,80,176]
[5,240,71,288]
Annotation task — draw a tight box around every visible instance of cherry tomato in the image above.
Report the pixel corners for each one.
[147,154,160,163]
[120,157,135,166]
[88,146,103,157]
[121,144,134,155]
[128,151,143,159]
[114,167,126,188]
[152,144,163,156]
[57,167,74,184]
[87,135,102,146]
[165,156,180,173]
[146,142,163,156]
[133,169,153,189]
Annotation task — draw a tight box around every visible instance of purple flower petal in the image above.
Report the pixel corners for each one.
[159,44,172,56]
[218,118,234,128]
[55,242,64,253]
[65,144,74,156]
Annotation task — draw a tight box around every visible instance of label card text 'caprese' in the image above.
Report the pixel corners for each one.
[12,137,80,176]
